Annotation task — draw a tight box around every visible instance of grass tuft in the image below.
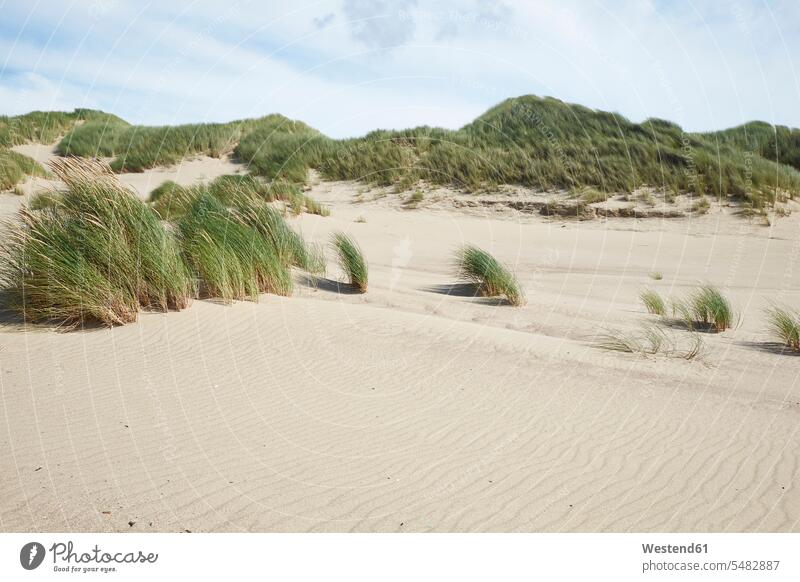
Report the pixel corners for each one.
[454,245,524,306]
[178,191,292,301]
[765,306,800,352]
[404,190,424,208]
[235,200,326,275]
[640,289,666,316]
[330,232,368,292]
[671,285,735,332]
[0,148,47,190]
[28,190,62,210]
[594,324,704,360]
[0,157,193,327]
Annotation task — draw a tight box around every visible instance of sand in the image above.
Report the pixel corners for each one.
[1,158,799,532]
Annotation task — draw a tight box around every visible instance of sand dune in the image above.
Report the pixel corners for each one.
[1,163,799,532]
[11,142,246,199]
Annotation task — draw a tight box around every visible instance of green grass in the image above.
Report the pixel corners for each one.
[706,121,800,173]
[404,190,424,207]
[595,324,704,360]
[0,109,121,147]
[149,175,327,219]
[177,192,292,301]
[649,271,663,280]
[28,190,62,210]
[14,97,800,208]
[0,109,123,190]
[235,200,325,275]
[0,158,193,327]
[640,289,666,316]
[672,285,735,332]
[266,180,329,216]
[58,114,312,173]
[690,196,710,214]
[574,187,608,204]
[454,245,524,306]
[765,306,800,352]
[0,148,47,190]
[260,96,799,203]
[330,232,368,292]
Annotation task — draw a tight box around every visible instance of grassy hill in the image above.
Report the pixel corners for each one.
[0,109,123,190]
[704,121,800,171]
[4,97,800,208]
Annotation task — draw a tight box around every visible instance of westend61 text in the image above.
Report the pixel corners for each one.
[642,543,708,554]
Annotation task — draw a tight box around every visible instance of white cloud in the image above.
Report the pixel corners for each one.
[0,0,798,136]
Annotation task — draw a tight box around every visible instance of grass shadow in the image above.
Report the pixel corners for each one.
[739,341,800,357]
[422,283,480,297]
[658,318,719,334]
[0,307,112,333]
[422,283,513,306]
[299,274,364,295]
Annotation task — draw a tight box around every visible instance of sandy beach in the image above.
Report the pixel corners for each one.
[1,151,798,533]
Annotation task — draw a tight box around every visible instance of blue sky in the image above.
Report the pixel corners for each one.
[1,0,798,137]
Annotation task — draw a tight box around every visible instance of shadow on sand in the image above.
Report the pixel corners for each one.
[421,283,511,306]
[298,275,363,295]
[739,340,800,357]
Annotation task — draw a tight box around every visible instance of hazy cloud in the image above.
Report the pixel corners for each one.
[342,0,418,50]
[313,13,335,29]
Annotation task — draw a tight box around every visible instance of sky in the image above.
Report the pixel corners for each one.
[0,0,798,138]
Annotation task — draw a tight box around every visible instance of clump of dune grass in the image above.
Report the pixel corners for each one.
[404,190,424,208]
[330,231,368,292]
[28,190,62,210]
[576,187,607,204]
[178,192,292,301]
[689,285,734,332]
[149,175,328,219]
[640,289,666,316]
[594,324,704,360]
[596,324,667,355]
[690,195,710,214]
[0,148,47,190]
[649,271,663,280]
[765,306,800,352]
[149,181,198,220]
[454,245,524,306]
[0,158,193,327]
[267,180,329,216]
[671,285,735,332]
[636,190,656,206]
[235,200,325,274]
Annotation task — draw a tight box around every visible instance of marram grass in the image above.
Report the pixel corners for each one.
[765,306,800,352]
[640,289,666,316]
[235,200,326,275]
[331,232,368,292]
[0,157,193,327]
[19,99,800,207]
[454,245,524,306]
[178,192,292,301]
[0,148,47,190]
[671,285,735,332]
[594,324,704,360]
[149,175,328,219]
